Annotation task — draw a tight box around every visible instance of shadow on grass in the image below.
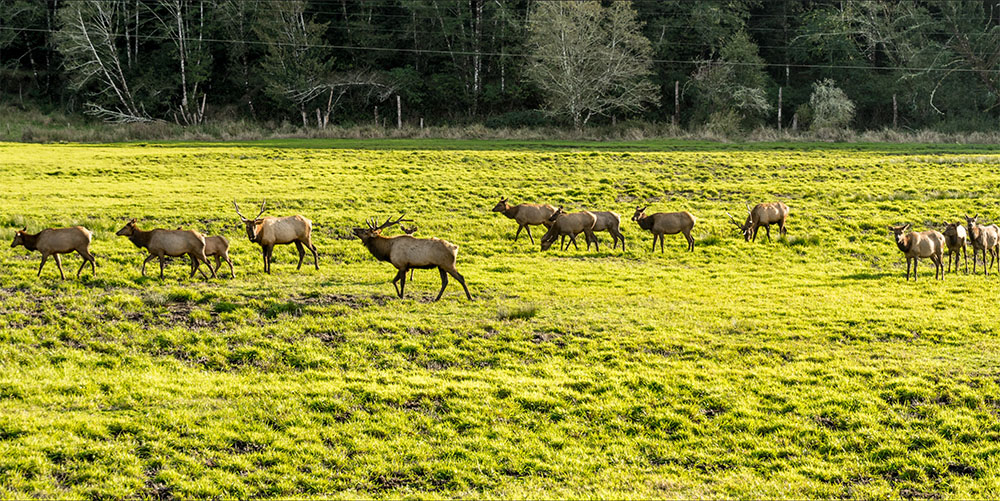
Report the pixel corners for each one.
[839,271,896,280]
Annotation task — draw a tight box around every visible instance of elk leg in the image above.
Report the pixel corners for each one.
[141,254,156,276]
[309,242,319,270]
[618,231,626,252]
[963,245,968,274]
[36,253,48,277]
[587,231,599,252]
[435,267,449,301]
[391,269,404,297]
[226,255,235,278]
[686,231,695,252]
[213,256,221,275]
[514,225,523,242]
[780,221,787,236]
[158,255,166,279]
[295,241,306,270]
[54,254,65,280]
[651,235,657,253]
[264,245,274,274]
[560,235,566,249]
[189,254,204,278]
[77,248,96,277]
[905,257,911,281]
[569,233,579,250]
[660,234,665,253]
[448,268,472,300]
[525,225,535,245]
[398,268,407,298]
[765,225,772,242]
[76,253,88,278]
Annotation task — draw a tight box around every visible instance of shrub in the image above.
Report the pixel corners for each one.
[809,79,855,130]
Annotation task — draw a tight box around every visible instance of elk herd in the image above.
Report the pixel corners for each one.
[6,195,987,297]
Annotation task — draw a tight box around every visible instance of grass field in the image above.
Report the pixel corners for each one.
[3,139,1000,499]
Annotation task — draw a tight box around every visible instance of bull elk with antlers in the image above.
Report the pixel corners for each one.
[10,226,96,279]
[727,202,789,242]
[353,215,472,301]
[234,199,318,274]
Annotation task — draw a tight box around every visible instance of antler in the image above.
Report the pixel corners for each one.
[402,224,417,235]
[234,199,267,222]
[725,211,743,228]
[368,215,412,232]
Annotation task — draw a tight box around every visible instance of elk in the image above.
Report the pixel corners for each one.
[353,215,472,301]
[727,202,789,242]
[631,207,696,252]
[204,236,234,278]
[234,199,318,274]
[942,222,968,274]
[591,210,626,251]
[116,219,215,279]
[889,224,945,281]
[10,226,96,279]
[540,208,598,251]
[491,197,557,245]
[964,215,1000,275]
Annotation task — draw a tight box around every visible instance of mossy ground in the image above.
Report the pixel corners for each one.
[2,140,1000,498]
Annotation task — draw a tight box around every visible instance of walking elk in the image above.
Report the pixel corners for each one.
[234,199,318,274]
[541,208,598,251]
[116,219,215,279]
[353,215,472,301]
[10,226,96,279]
[889,224,945,281]
[727,202,789,242]
[632,207,696,252]
[492,197,557,245]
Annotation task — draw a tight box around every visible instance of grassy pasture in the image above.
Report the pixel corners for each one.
[2,140,1000,498]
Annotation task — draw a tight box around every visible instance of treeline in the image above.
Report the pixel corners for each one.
[1,0,999,132]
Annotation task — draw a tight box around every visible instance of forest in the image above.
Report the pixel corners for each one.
[2,0,1000,133]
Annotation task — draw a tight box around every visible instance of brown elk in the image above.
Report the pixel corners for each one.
[492,197,557,245]
[591,211,626,250]
[204,236,234,277]
[116,219,215,279]
[353,215,472,301]
[234,199,318,274]
[942,222,968,274]
[964,215,1000,275]
[889,224,945,281]
[632,207,696,252]
[727,202,789,242]
[10,226,96,279]
[540,208,598,251]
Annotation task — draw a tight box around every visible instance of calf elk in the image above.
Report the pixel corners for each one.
[889,224,945,281]
[964,214,1000,275]
[942,222,968,274]
[591,210,626,251]
[234,199,318,274]
[632,207,695,252]
[10,226,96,279]
[492,197,557,245]
[353,215,471,301]
[727,202,789,242]
[205,236,234,277]
[116,219,215,279]
[540,208,598,251]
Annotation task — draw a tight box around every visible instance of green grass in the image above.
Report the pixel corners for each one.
[2,140,1000,498]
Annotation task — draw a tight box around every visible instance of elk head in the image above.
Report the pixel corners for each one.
[631,206,647,222]
[888,223,912,245]
[491,197,509,213]
[548,206,565,223]
[352,215,412,243]
[726,205,754,241]
[10,227,26,248]
[115,218,138,237]
[234,199,266,242]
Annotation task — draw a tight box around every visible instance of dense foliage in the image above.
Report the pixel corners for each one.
[3,0,1000,131]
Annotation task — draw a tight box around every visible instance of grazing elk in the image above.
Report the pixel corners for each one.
[204,236,234,278]
[632,207,696,252]
[492,197,557,245]
[234,199,318,274]
[727,202,789,242]
[116,219,215,279]
[10,226,96,279]
[353,215,472,301]
[942,222,968,274]
[541,208,599,251]
[889,224,945,281]
[964,215,1000,276]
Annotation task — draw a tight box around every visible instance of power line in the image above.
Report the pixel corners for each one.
[2,24,997,75]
